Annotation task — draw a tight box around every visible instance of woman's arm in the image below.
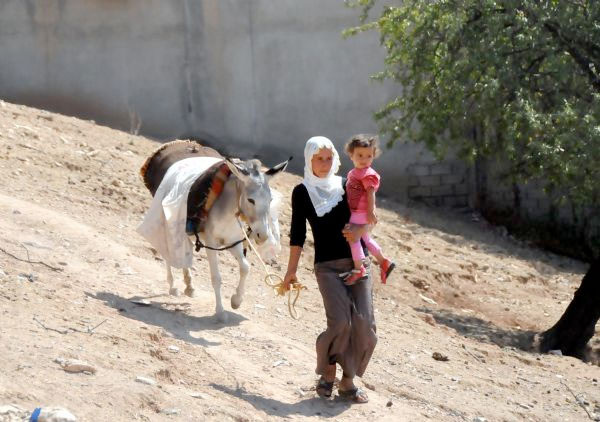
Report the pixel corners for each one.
[285,186,307,290]
[283,246,303,290]
[289,186,307,246]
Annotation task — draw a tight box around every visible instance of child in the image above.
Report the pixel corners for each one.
[342,134,395,285]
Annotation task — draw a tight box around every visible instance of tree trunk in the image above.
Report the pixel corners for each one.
[472,125,488,211]
[512,182,521,222]
[474,155,488,210]
[538,260,600,359]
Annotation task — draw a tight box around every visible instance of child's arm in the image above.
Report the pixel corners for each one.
[366,187,378,224]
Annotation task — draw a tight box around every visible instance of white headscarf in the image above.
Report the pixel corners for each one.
[302,136,344,217]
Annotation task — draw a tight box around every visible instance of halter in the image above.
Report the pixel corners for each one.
[193,174,250,252]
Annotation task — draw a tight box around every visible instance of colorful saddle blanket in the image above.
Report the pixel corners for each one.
[185,161,232,235]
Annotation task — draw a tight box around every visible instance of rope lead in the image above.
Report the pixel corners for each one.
[236,219,306,320]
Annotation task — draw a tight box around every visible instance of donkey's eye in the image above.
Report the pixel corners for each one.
[247,198,255,205]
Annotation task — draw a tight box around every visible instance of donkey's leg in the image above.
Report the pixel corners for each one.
[183,267,196,298]
[206,249,226,322]
[229,243,250,309]
[166,262,180,296]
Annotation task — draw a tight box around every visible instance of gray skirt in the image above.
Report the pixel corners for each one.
[314,258,377,378]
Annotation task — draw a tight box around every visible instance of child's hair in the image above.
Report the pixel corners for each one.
[344,134,381,158]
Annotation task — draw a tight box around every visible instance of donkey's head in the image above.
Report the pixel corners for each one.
[225,157,290,245]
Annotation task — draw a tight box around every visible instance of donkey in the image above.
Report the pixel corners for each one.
[138,140,288,322]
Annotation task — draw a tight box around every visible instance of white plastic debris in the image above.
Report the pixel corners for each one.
[29,407,77,422]
[419,294,437,305]
[161,408,180,415]
[135,376,157,385]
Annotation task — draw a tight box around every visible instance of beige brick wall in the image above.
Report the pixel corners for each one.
[407,161,469,208]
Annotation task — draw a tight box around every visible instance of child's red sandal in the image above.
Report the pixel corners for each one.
[343,266,368,286]
[380,259,395,284]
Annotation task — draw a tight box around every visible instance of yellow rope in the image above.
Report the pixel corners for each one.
[264,273,307,320]
[236,218,307,319]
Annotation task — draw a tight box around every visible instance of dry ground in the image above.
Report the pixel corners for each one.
[0,100,598,421]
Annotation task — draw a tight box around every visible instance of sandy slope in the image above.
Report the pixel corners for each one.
[0,99,598,421]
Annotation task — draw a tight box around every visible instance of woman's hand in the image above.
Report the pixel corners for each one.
[342,223,367,244]
[283,272,298,291]
[284,246,303,290]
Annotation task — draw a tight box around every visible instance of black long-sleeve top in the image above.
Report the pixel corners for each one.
[289,180,366,263]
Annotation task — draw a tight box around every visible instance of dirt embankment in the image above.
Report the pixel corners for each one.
[0,99,598,421]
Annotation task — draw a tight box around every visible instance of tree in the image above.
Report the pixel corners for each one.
[537,260,600,359]
[346,0,600,360]
[345,0,600,254]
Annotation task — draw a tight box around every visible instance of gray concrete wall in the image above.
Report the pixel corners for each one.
[0,0,433,199]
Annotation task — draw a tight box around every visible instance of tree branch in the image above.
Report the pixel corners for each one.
[516,6,600,93]
[543,21,600,93]
[525,54,547,74]
[0,245,63,272]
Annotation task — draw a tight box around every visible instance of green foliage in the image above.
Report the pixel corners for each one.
[346,0,600,208]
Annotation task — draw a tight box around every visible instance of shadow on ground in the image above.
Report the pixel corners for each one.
[210,383,351,418]
[380,199,585,276]
[90,291,247,347]
[416,306,536,351]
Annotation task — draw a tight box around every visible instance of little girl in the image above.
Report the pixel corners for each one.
[342,134,395,285]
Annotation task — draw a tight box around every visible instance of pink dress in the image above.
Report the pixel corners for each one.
[346,167,382,263]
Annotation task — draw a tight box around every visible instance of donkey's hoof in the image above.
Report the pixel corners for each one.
[216,311,228,323]
[231,294,243,309]
[169,287,181,297]
[184,287,196,298]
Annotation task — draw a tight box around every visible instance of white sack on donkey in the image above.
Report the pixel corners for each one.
[137,140,290,322]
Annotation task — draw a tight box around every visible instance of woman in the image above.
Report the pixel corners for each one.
[283,136,377,404]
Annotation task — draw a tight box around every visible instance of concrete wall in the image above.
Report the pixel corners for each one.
[4,1,594,255]
[0,0,432,199]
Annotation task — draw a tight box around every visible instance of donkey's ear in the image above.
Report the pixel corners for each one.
[265,156,292,177]
[225,158,250,181]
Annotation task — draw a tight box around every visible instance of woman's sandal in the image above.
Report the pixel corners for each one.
[338,387,369,404]
[316,377,334,398]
